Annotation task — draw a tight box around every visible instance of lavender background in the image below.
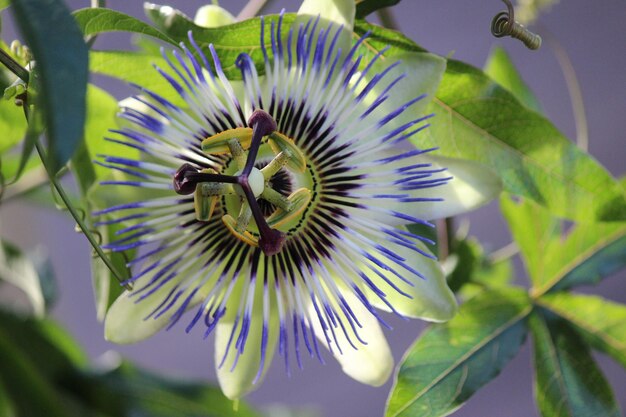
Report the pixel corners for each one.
[2,1,626,416]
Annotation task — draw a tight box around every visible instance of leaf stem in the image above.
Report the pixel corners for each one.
[541,27,588,151]
[0,48,29,83]
[34,141,131,289]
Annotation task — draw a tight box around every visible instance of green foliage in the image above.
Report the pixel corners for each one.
[11,0,88,173]
[502,196,626,296]
[0,308,260,417]
[539,293,626,369]
[529,311,620,417]
[354,21,626,222]
[386,288,531,417]
[73,8,176,45]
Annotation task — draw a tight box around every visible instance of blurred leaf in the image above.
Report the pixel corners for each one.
[89,50,185,106]
[7,105,42,183]
[0,379,17,417]
[386,288,531,417]
[71,360,260,417]
[484,46,542,113]
[0,309,88,417]
[529,311,620,417]
[354,22,626,222]
[502,196,626,295]
[0,0,10,10]
[0,329,73,417]
[73,8,176,45]
[446,238,480,292]
[538,292,626,369]
[0,93,27,154]
[82,84,124,182]
[11,0,88,173]
[0,240,55,316]
[0,309,87,372]
[355,0,401,18]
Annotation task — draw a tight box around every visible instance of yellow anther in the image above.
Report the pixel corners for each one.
[222,214,259,247]
[268,132,307,173]
[201,127,253,154]
[267,188,312,229]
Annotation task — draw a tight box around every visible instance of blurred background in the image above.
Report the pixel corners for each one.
[1,0,625,416]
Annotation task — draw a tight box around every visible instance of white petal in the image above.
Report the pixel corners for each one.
[365,239,457,322]
[411,155,502,220]
[215,280,279,399]
[309,291,394,386]
[368,51,446,125]
[104,278,201,343]
[355,155,502,225]
[297,0,355,31]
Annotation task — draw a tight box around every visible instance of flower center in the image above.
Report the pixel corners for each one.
[172,110,312,256]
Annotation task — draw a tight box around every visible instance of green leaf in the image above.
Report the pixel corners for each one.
[0,0,10,11]
[0,328,72,417]
[0,240,55,317]
[7,105,43,183]
[0,378,17,417]
[355,0,401,18]
[0,310,88,417]
[82,85,124,182]
[72,8,176,45]
[502,196,626,295]
[538,292,626,369]
[0,93,27,154]
[12,0,89,173]
[427,59,626,222]
[71,361,260,417]
[144,2,202,35]
[89,50,185,106]
[144,7,296,79]
[353,22,626,222]
[484,46,542,113]
[529,311,620,417]
[386,288,531,417]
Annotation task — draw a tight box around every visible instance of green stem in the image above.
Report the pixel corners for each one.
[0,48,29,83]
[34,141,131,289]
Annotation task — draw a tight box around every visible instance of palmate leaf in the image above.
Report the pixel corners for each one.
[501,196,626,296]
[386,288,531,417]
[11,0,88,173]
[538,292,626,369]
[354,21,626,222]
[529,311,621,417]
